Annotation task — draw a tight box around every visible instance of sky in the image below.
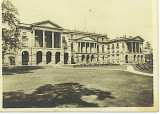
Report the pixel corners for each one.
[10,0,153,45]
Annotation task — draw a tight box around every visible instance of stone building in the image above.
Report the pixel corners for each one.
[3,20,145,66]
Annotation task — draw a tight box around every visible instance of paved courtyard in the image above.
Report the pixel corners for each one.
[3,65,153,107]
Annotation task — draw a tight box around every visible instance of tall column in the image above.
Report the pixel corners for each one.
[135,42,137,53]
[61,32,63,49]
[80,42,81,53]
[131,42,133,52]
[52,32,54,48]
[138,42,140,53]
[32,30,35,47]
[85,42,87,53]
[94,43,95,53]
[142,43,143,53]
[43,31,45,48]
[89,43,91,53]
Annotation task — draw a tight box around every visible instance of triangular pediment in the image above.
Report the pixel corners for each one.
[129,36,144,41]
[78,37,96,42]
[81,37,95,41]
[32,20,62,28]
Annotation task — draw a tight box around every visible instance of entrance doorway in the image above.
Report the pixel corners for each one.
[64,52,68,64]
[91,55,94,62]
[125,55,128,63]
[46,51,52,64]
[82,55,85,62]
[86,55,89,63]
[134,55,136,63]
[36,51,42,65]
[55,52,60,64]
[22,51,29,65]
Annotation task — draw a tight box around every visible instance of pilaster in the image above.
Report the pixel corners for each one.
[43,31,45,48]
[52,32,54,48]
[32,30,35,47]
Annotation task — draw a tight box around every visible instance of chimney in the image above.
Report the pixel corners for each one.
[123,35,126,38]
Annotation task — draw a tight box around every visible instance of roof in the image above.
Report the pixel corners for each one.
[32,20,63,28]
[106,36,144,44]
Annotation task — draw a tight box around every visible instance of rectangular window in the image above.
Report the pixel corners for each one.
[71,34,74,38]
[22,39,28,47]
[102,45,105,53]
[122,43,125,48]
[107,45,110,50]
[22,32,27,36]
[116,43,119,49]
[112,44,114,49]
[97,45,99,52]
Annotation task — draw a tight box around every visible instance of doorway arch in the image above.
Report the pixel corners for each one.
[55,52,60,64]
[134,55,136,63]
[91,55,94,62]
[125,55,128,63]
[64,52,69,64]
[141,55,143,63]
[46,51,52,64]
[82,55,85,62]
[86,55,89,63]
[36,51,42,65]
[22,51,29,65]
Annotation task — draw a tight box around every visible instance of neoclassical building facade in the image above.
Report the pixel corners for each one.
[3,20,145,66]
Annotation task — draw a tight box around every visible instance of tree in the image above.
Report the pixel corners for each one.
[2,0,21,63]
[145,42,151,49]
[144,42,152,54]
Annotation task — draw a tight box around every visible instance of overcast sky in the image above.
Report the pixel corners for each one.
[10,0,153,45]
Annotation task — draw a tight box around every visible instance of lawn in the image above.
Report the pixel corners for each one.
[3,66,153,108]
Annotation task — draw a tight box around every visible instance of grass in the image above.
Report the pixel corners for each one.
[3,83,115,108]
[3,66,153,107]
[2,66,44,75]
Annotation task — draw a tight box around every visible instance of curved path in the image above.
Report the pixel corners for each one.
[125,65,153,76]
[61,65,153,76]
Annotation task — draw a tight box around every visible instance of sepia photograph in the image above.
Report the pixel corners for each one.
[1,0,158,112]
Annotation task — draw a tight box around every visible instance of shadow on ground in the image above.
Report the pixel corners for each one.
[2,66,44,75]
[3,83,115,108]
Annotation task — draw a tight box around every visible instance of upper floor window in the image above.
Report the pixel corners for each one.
[103,56,105,60]
[22,38,28,47]
[97,45,99,52]
[71,42,73,51]
[71,34,74,38]
[22,32,27,36]
[63,37,68,49]
[102,45,105,53]
[116,43,119,49]
[122,43,125,48]
[107,45,110,50]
